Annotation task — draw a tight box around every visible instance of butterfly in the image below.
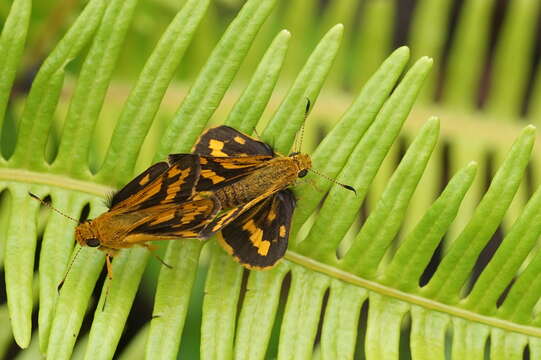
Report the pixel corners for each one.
[31,154,222,280]
[189,124,355,270]
[30,103,354,278]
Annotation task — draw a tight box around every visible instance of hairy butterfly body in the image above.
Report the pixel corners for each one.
[191,125,312,269]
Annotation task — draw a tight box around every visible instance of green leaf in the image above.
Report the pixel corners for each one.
[296,55,433,257]
[342,117,440,276]
[10,0,107,170]
[98,0,211,185]
[291,46,410,244]
[424,126,535,302]
[225,29,290,133]
[2,1,541,359]
[262,23,343,153]
[155,0,279,159]
[0,0,30,132]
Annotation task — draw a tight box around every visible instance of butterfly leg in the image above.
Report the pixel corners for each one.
[106,254,114,280]
[294,178,321,193]
[101,254,115,311]
[141,243,173,269]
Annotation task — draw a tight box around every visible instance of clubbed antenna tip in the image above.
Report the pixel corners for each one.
[342,184,357,195]
[307,169,356,195]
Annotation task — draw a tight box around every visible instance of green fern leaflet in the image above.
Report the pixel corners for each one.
[0,0,540,359]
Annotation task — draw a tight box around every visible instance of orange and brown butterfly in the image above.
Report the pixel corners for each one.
[30,154,222,280]
[190,119,356,270]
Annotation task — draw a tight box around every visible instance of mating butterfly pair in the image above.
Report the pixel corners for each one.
[74,125,313,273]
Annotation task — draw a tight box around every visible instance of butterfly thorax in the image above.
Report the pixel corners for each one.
[213,154,311,210]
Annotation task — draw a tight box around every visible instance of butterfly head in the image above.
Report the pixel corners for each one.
[289,152,312,178]
[75,221,101,248]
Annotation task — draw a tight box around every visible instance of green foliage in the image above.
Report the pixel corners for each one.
[1,0,541,359]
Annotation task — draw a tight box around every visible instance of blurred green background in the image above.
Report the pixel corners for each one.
[1,0,541,358]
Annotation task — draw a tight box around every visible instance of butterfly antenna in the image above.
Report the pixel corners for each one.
[152,253,173,269]
[308,168,356,194]
[57,245,83,291]
[297,98,310,152]
[29,192,80,223]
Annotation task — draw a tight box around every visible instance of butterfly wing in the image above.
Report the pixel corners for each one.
[123,192,221,242]
[189,126,275,191]
[216,189,296,270]
[193,125,274,157]
[195,155,273,191]
[111,154,201,212]
[108,161,169,208]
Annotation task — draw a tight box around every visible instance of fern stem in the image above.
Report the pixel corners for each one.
[284,252,541,337]
[0,168,114,196]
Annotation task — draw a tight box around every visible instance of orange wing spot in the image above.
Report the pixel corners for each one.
[220,162,252,169]
[177,202,204,224]
[200,157,208,164]
[165,191,177,202]
[168,166,183,177]
[180,213,197,224]
[149,212,175,226]
[279,225,286,238]
[201,169,226,184]
[258,240,270,256]
[243,219,269,256]
[234,136,246,144]
[165,168,192,201]
[138,173,151,186]
[212,211,237,231]
[209,139,228,157]
[267,211,277,221]
[138,182,161,202]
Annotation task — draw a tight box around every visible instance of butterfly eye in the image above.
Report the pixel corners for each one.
[86,238,100,247]
[298,169,308,178]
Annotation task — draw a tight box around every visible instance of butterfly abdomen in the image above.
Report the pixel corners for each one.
[213,159,298,210]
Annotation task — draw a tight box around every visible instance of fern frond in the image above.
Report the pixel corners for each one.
[2,0,541,359]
